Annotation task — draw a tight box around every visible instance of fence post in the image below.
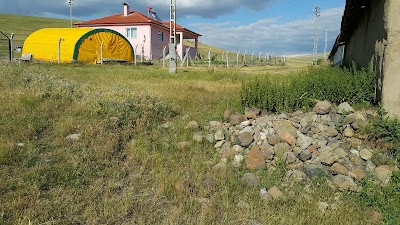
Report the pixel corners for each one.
[251,51,254,65]
[58,37,62,64]
[208,48,211,68]
[226,50,229,68]
[236,51,240,67]
[258,52,262,65]
[10,33,14,62]
[135,45,138,66]
[222,52,224,62]
[100,41,104,65]
[243,52,247,65]
[163,46,167,68]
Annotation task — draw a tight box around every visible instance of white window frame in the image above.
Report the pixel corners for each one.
[126,28,137,39]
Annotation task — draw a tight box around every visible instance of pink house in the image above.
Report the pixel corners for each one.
[75,3,201,60]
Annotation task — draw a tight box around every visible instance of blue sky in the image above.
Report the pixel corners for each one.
[0,0,346,55]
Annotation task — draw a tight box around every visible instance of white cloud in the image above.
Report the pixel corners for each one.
[193,7,344,54]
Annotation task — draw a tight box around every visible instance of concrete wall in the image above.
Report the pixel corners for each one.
[344,0,400,116]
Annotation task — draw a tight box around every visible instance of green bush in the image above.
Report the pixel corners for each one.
[241,65,376,113]
[364,106,400,163]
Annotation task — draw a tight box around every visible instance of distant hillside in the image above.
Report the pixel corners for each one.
[0,14,77,47]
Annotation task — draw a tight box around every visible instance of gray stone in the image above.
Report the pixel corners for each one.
[268,186,284,199]
[205,133,215,143]
[230,113,245,126]
[274,142,290,156]
[332,175,360,192]
[259,143,274,160]
[65,133,81,141]
[330,162,349,175]
[374,165,393,186]
[209,121,223,129]
[343,126,354,138]
[325,126,339,137]
[296,131,313,149]
[266,134,280,146]
[223,108,234,121]
[214,129,225,141]
[303,164,330,178]
[344,114,357,125]
[290,170,309,183]
[232,155,244,167]
[236,132,254,147]
[241,173,261,186]
[273,120,298,139]
[232,145,245,153]
[338,102,355,114]
[320,150,339,165]
[313,101,332,115]
[239,126,255,135]
[299,150,312,162]
[245,107,261,119]
[214,140,224,148]
[360,149,373,161]
[284,152,297,164]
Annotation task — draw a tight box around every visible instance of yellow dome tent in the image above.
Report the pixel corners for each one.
[22,28,134,63]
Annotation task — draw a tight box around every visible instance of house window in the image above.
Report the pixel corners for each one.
[126,28,137,38]
[158,31,164,41]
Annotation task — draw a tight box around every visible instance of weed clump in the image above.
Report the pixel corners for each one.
[241,65,376,113]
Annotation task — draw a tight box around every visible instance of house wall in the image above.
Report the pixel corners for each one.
[150,26,169,59]
[344,0,400,116]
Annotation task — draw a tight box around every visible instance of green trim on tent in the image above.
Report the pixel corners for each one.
[72,28,134,61]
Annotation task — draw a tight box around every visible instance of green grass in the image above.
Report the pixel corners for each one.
[241,65,376,113]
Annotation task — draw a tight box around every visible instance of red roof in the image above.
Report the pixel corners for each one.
[75,11,201,37]
[76,11,166,27]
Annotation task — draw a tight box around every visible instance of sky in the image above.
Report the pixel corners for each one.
[0,0,346,55]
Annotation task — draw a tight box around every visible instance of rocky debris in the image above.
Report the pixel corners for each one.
[245,107,261,119]
[338,102,355,114]
[16,143,25,147]
[193,101,394,193]
[374,165,393,186]
[313,100,332,115]
[332,175,361,192]
[65,133,81,141]
[241,173,261,186]
[185,121,199,129]
[246,146,266,170]
[267,186,284,199]
[360,149,373,161]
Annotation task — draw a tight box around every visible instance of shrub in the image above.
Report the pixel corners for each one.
[241,65,376,113]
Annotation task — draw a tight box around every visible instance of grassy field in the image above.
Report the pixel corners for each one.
[0,62,388,225]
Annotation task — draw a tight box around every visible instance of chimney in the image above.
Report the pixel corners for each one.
[123,3,130,16]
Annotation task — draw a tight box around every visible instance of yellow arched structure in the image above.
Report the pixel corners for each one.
[22,28,134,63]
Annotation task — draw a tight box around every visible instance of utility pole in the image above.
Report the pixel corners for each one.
[68,0,73,28]
[324,29,328,60]
[312,6,320,65]
[169,0,177,73]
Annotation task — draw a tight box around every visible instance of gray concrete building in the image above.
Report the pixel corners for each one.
[330,0,400,116]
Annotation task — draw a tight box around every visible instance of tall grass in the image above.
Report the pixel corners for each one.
[241,65,376,113]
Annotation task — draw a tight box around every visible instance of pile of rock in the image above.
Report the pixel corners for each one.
[188,101,397,192]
